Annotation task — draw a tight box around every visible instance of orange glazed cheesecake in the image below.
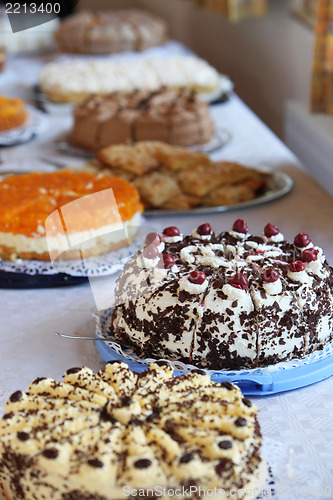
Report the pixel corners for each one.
[0,170,142,261]
[0,96,27,132]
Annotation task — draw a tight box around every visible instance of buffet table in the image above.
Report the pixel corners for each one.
[1,45,333,498]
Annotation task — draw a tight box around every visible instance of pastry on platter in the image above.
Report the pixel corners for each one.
[88,141,269,210]
[0,362,265,500]
[70,88,215,149]
[0,170,142,261]
[55,9,168,54]
[111,220,333,369]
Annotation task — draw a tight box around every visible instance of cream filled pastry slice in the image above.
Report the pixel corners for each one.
[40,56,220,103]
[0,362,265,500]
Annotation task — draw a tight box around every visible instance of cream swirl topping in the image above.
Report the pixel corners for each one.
[261,232,284,243]
[297,242,314,251]
[180,245,196,264]
[137,254,160,269]
[153,264,179,280]
[222,284,247,300]
[161,234,183,243]
[263,278,282,295]
[192,228,211,241]
[287,269,312,283]
[229,230,247,240]
[156,241,165,253]
[178,276,208,294]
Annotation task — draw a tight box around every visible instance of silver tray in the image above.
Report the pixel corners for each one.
[144,167,293,217]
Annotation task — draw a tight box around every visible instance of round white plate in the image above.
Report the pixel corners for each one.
[199,74,234,103]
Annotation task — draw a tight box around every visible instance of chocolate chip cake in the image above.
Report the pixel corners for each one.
[111,220,333,369]
[0,362,265,500]
[89,142,269,210]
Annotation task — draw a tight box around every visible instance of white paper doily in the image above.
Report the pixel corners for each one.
[95,308,333,395]
[0,236,142,277]
[0,105,48,146]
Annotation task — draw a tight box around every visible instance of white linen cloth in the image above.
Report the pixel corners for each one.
[0,41,333,498]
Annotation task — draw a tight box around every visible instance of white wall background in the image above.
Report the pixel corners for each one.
[78,0,315,138]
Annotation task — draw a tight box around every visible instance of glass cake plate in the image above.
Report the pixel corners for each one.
[95,308,333,396]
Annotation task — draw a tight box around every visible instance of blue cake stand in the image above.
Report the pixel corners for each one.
[96,308,333,396]
[96,336,333,396]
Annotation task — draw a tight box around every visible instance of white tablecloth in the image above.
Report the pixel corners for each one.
[0,43,333,499]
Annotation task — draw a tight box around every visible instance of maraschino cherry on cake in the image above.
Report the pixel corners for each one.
[111,219,333,369]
